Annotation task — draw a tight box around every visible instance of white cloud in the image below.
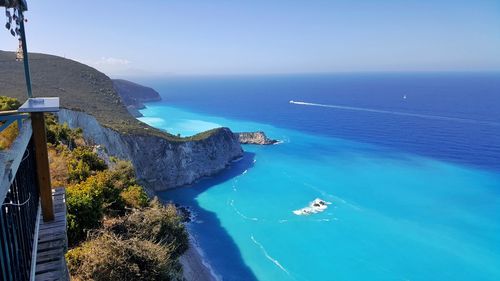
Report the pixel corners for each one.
[93,57,131,66]
[82,57,134,76]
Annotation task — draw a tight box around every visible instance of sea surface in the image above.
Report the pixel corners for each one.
[137,73,500,281]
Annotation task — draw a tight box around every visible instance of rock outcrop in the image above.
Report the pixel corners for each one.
[234,131,278,145]
[58,109,243,191]
[112,79,162,117]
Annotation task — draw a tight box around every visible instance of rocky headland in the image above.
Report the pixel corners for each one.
[57,108,243,191]
[0,50,243,191]
[234,131,279,145]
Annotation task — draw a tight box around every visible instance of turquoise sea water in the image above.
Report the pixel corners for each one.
[137,74,500,281]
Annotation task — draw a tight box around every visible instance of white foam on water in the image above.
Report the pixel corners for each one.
[229,200,259,221]
[293,198,331,216]
[303,182,362,211]
[231,179,238,191]
[290,100,500,126]
[138,116,166,127]
[250,235,291,276]
[232,156,244,163]
[178,119,223,132]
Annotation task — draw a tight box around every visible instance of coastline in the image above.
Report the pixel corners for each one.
[133,99,220,281]
[180,233,219,281]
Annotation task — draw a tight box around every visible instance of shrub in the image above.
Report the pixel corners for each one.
[66,179,104,245]
[66,169,133,245]
[45,114,84,148]
[66,232,182,281]
[107,160,137,189]
[0,96,21,111]
[66,163,145,245]
[0,96,21,150]
[68,158,91,183]
[68,147,107,183]
[0,122,18,150]
[121,185,149,209]
[106,199,189,259]
[73,146,108,172]
[48,144,70,187]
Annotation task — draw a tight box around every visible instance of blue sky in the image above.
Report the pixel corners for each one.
[1,0,500,76]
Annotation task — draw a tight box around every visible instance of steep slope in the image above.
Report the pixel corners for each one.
[0,50,243,190]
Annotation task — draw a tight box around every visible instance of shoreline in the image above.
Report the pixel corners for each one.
[159,199,219,281]
[180,233,219,281]
[137,100,221,281]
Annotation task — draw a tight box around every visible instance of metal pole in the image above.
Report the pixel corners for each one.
[18,10,33,98]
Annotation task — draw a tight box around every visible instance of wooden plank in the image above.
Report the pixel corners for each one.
[35,187,68,281]
[35,270,63,281]
[31,112,54,221]
[39,223,66,232]
[35,261,64,275]
[37,240,66,252]
[36,249,63,263]
[38,235,65,244]
[39,219,66,228]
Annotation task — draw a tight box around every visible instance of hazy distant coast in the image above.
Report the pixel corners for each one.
[112,79,162,117]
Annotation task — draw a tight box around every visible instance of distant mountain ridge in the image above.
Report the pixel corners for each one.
[112,79,161,117]
[0,50,156,136]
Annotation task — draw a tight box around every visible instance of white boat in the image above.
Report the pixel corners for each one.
[293,198,331,215]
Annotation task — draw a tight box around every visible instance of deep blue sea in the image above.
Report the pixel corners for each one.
[137,73,500,281]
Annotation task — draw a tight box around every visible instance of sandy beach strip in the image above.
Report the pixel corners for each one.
[180,236,218,281]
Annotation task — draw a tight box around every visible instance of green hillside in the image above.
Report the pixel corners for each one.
[0,51,217,141]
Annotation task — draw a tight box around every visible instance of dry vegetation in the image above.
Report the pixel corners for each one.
[66,232,182,281]
[48,144,70,187]
[37,110,188,280]
[0,121,18,150]
[0,96,21,149]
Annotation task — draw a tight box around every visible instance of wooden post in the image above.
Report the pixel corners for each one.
[31,112,54,221]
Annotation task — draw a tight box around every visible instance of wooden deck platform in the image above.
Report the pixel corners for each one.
[34,187,69,281]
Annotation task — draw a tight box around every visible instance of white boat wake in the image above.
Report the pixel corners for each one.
[229,200,259,221]
[290,100,500,126]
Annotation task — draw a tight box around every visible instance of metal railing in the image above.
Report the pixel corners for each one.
[0,116,40,281]
[0,139,39,280]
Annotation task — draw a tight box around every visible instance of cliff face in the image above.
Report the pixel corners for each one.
[1,51,245,191]
[58,109,243,191]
